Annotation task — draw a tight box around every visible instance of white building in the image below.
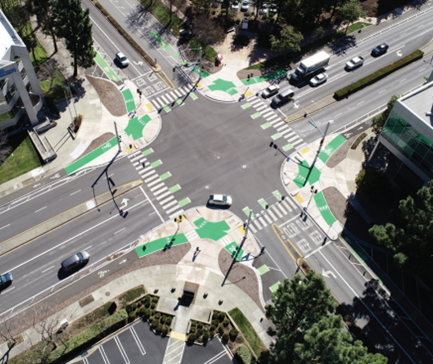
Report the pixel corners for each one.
[376,78,433,188]
[0,9,44,135]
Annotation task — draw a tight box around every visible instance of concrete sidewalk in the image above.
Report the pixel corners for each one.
[1,206,273,360]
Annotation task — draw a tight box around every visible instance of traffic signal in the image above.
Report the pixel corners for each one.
[281,196,285,201]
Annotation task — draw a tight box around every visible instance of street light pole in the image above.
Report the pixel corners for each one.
[302,185,318,216]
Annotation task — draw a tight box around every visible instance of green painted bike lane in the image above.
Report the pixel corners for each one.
[318,134,346,164]
[94,50,120,82]
[293,160,321,188]
[65,137,118,175]
[124,115,151,140]
[150,31,172,51]
[314,191,337,225]
[241,69,287,85]
[122,88,136,113]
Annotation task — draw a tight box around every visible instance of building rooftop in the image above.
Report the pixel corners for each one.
[401,79,433,126]
[0,10,24,60]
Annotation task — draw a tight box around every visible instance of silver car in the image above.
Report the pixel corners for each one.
[115,52,129,67]
[262,85,279,98]
[232,1,239,9]
[208,194,232,207]
[61,251,90,271]
[309,73,328,87]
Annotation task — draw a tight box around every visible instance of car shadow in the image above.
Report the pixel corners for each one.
[0,281,13,294]
[205,203,230,210]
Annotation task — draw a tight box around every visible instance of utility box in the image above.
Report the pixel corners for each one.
[181,282,199,305]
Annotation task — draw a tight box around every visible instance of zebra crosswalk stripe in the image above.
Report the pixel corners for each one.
[162,199,178,209]
[262,213,273,224]
[253,218,264,229]
[280,128,293,136]
[248,224,257,233]
[267,115,279,122]
[151,99,161,108]
[276,125,289,132]
[169,91,178,99]
[255,104,267,111]
[154,186,168,195]
[266,209,277,221]
[160,95,170,105]
[262,111,274,118]
[271,204,283,218]
[273,121,285,127]
[144,174,158,183]
[166,204,181,214]
[169,210,184,220]
[141,170,156,178]
[173,89,182,97]
[291,139,304,146]
[147,177,162,186]
[257,216,268,227]
[150,182,165,192]
[159,195,174,205]
[275,203,288,215]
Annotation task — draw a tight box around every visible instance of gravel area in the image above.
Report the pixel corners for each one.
[82,132,115,155]
[87,75,126,116]
[322,187,373,243]
[218,249,263,312]
[326,134,359,169]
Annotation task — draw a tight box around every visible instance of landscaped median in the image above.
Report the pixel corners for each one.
[335,49,424,99]
[94,1,157,69]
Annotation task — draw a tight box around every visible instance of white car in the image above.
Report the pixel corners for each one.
[269,4,277,13]
[345,56,364,70]
[208,194,232,207]
[232,1,239,9]
[262,85,279,98]
[241,0,249,11]
[259,3,268,14]
[309,73,328,87]
[115,52,129,67]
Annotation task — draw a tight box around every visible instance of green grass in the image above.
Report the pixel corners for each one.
[119,286,145,304]
[0,133,42,185]
[72,302,115,331]
[229,308,267,357]
[246,22,371,70]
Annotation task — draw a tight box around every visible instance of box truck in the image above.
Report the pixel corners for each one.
[290,51,331,82]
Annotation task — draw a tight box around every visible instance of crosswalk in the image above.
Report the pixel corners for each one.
[244,95,307,153]
[128,151,186,219]
[149,85,197,109]
[244,198,299,233]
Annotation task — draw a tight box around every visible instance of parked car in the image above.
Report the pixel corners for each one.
[61,251,90,271]
[0,273,13,289]
[208,194,232,207]
[309,73,328,87]
[345,56,364,70]
[259,3,268,14]
[115,52,129,67]
[241,0,249,11]
[211,2,219,8]
[371,43,389,57]
[262,85,279,98]
[269,4,277,13]
[232,0,239,9]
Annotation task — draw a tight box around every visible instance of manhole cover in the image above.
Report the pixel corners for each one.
[205,185,209,189]
[243,165,247,169]
[105,292,110,296]
[216,155,221,160]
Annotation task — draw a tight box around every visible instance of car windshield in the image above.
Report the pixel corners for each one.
[223,196,227,201]
[120,56,127,61]
[0,276,5,283]
[77,252,83,260]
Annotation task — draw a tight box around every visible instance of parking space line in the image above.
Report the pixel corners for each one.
[130,327,146,355]
[204,350,226,364]
[114,336,130,364]
[99,346,110,364]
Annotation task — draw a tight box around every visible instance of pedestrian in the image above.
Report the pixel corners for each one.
[142,161,146,168]
[196,247,200,253]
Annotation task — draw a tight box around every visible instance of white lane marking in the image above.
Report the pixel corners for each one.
[41,265,55,274]
[204,350,226,364]
[357,101,364,105]
[378,89,386,94]
[130,327,146,355]
[399,78,406,83]
[419,67,426,72]
[114,228,126,235]
[6,199,148,273]
[334,113,342,118]
[70,189,81,196]
[0,224,10,230]
[99,346,110,364]
[90,16,141,75]
[139,186,164,222]
[317,250,416,364]
[114,335,130,364]
[34,206,47,213]
[83,245,93,251]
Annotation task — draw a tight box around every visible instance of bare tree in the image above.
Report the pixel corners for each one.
[37,59,59,92]
[166,0,186,20]
[194,12,225,51]
[0,311,26,350]
[0,130,12,165]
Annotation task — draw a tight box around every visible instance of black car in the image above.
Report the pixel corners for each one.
[0,273,13,289]
[372,43,389,56]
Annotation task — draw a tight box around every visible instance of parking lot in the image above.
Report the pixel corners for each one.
[182,338,233,364]
[81,320,168,364]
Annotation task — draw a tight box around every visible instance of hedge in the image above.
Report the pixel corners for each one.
[335,49,424,99]
[94,2,157,68]
[235,345,253,364]
[48,309,128,363]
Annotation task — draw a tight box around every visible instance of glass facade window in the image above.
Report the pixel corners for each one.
[5,83,17,103]
[20,67,27,80]
[0,77,8,91]
[382,110,433,178]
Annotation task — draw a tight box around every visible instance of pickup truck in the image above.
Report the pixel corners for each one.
[345,56,364,70]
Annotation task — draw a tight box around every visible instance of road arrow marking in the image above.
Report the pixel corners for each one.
[322,268,336,279]
[50,173,61,179]
[120,198,130,209]
[119,259,127,264]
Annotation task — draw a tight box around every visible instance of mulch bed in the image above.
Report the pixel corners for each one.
[326,133,360,169]
[218,249,264,312]
[81,132,115,155]
[87,75,126,116]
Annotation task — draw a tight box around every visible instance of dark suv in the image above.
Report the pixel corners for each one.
[371,43,389,57]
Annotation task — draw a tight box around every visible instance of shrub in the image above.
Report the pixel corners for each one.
[189,326,196,333]
[48,310,128,363]
[218,326,224,335]
[151,303,156,309]
[166,317,172,325]
[128,311,137,321]
[235,345,252,364]
[197,336,203,343]
[137,307,146,316]
[204,324,210,332]
[230,328,239,341]
[156,312,161,320]
[196,329,203,337]
[203,331,210,341]
[245,11,250,16]
[223,333,230,342]
[210,330,215,337]
[132,303,137,311]
[161,315,167,323]
[153,296,159,303]
[269,12,274,17]
[189,333,196,342]
[262,14,267,20]
[152,319,159,327]
[219,312,226,322]
[335,50,424,99]
[212,319,219,327]
[156,324,162,334]
[212,9,216,14]
[198,323,203,329]
[211,324,216,331]
[233,35,250,46]
[144,295,150,302]
[144,308,151,317]
[351,132,367,150]
[223,318,230,327]
[145,301,151,308]
[212,312,218,320]
[136,300,142,308]
[229,10,237,17]
[235,18,241,24]
[191,321,197,327]
[126,304,133,313]
[355,167,392,202]
[162,325,169,335]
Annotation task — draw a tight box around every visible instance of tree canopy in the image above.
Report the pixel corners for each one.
[270,25,303,53]
[265,270,387,363]
[369,180,433,280]
[372,95,399,136]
